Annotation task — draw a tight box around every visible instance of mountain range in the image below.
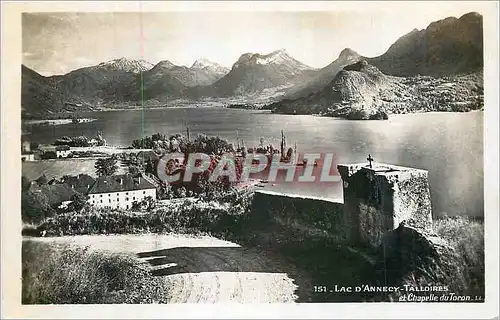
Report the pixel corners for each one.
[22,11,483,119]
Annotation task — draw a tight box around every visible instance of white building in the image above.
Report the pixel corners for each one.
[21,140,35,161]
[21,153,35,162]
[87,174,157,209]
[56,146,71,158]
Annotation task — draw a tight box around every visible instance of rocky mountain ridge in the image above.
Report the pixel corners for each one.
[22,12,484,118]
[269,60,483,120]
[366,12,483,76]
[204,49,318,98]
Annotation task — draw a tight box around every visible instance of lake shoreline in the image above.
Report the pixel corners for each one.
[24,118,97,126]
[23,104,484,121]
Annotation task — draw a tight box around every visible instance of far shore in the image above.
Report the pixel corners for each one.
[24,118,97,126]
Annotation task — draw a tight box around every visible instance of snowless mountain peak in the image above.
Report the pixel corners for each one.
[338,48,360,60]
[155,60,176,69]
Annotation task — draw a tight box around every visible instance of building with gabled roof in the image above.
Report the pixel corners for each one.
[61,174,96,194]
[87,173,157,209]
[28,182,79,209]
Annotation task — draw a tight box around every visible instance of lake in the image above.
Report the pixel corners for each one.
[24,108,484,217]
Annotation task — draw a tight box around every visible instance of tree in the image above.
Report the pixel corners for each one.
[142,196,156,210]
[159,184,174,200]
[40,151,57,160]
[21,176,32,191]
[21,191,55,223]
[67,193,89,212]
[128,165,140,175]
[174,186,187,198]
[36,174,48,185]
[144,159,156,175]
[29,142,39,150]
[95,156,118,177]
[131,201,141,211]
[71,136,90,147]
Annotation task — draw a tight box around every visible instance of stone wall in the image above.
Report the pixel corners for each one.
[250,190,346,242]
[392,173,433,232]
[249,162,433,249]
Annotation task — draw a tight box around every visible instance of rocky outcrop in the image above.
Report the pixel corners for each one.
[269,60,395,119]
[370,223,461,301]
[284,48,361,100]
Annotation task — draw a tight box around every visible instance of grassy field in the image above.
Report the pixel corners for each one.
[22,159,127,181]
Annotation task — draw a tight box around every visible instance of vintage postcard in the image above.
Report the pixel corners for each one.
[1,1,498,319]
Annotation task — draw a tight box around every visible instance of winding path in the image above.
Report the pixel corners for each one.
[27,234,310,303]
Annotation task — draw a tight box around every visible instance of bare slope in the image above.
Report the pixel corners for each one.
[284,48,362,100]
[366,12,483,76]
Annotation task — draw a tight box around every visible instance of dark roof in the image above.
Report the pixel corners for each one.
[61,174,96,194]
[28,183,78,206]
[88,174,156,194]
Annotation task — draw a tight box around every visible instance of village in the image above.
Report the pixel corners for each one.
[21,128,309,221]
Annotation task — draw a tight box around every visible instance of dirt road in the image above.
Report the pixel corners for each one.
[27,234,309,303]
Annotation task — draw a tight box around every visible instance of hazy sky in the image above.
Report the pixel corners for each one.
[23,4,486,76]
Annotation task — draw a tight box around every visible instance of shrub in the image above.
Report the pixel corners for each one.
[36,188,254,239]
[373,217,484,301]
[67,193,89,212]
[22,240,170,304]
[22,191,55,224]
[95,156,118,177]
[433,216,484,297]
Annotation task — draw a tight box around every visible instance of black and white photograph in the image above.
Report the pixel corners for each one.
[1,1,498,318]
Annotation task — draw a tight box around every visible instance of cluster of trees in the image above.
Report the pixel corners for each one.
[128,132,238,198]
[131,196,156,211]
[37,187,255,237]
[22,191,55,223]
[156,154,248,201]
[131,132,234,156]
[181,134,234,155]
[54,136,90,147]
[95,156,118,176]
[53,135,105,147]
[40,151,58,160]
[131,133,168,149]
[119,153,156,176]
[21,176,90,224]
